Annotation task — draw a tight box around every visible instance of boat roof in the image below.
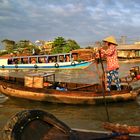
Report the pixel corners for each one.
[0,52,72,59]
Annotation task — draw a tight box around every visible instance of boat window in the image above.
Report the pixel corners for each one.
[72,53,78,61]
[48,56,57,63]
[13,59,18,64]
[22,58,28,64]
[48,56,52,63]
[38,57,46,63]
[52,56,57,62]
[59,55,64,62]
[65,55,70,62]
[30,57,37,64]
[8,58,13,64]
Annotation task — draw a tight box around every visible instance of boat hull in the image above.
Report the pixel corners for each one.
[0,82,139,105]
[1,109,140,140]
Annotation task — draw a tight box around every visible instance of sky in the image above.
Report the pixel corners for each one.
[1,0,140,47]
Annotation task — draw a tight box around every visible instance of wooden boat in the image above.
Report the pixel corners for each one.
[0,64,140,105]
[1,109,140,140]
[0,75,139,105]
[0,53,92,70]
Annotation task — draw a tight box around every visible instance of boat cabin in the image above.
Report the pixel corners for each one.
[0,53,73,65]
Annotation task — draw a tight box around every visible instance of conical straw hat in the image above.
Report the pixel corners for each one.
[103,36,118,45]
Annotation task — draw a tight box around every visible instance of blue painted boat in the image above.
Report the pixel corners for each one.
[0,53,92,69]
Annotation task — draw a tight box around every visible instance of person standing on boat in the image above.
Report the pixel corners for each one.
[96,36,121,91]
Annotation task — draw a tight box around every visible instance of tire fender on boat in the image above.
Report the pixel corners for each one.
[55,63,59,68]
[71,61,76,66]
[34,64,38,68]
[2,65,5,68]
[2,109,77,140]
[15,64,18,68]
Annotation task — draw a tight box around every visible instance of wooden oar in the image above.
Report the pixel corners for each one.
[103,122,140,134]
[94,60,103,86]
[98,50,110,122]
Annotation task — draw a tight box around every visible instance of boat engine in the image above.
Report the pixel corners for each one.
[130,66,140,80]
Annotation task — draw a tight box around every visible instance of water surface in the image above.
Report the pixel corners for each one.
[0,61,140,131]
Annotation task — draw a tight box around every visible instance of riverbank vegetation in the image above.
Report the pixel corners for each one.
[0,36,80,57]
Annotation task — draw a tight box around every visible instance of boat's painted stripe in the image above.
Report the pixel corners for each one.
[0,62,91,69]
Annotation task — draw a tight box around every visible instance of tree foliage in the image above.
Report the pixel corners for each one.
[1,37,80,55]
[52,37,80,54]
[52,37,66,54]
[15,40,39,54]
[1,39,15,53]
[1,39,40,55]
[66,39,80,50]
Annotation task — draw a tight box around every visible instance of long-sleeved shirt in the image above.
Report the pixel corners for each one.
[97,44,119,71]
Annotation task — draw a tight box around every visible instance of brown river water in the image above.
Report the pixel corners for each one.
[0,60,140,132]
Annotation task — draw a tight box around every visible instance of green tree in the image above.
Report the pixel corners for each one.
[1,39,15,53]
[52,37,66,54]
[52,37,80,54]
[62,44,71,53]
[16,40,30,48]
[66,39,80,50]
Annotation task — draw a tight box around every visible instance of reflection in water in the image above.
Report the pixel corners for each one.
[0,61,140,131]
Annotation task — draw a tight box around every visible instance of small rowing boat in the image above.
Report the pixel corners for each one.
[0,73,139,105]
[0,65,140,105]
[1,109,140,140]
